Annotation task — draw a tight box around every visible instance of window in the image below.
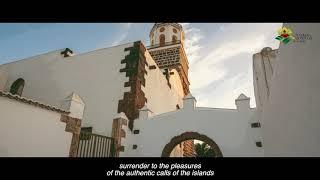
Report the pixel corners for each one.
[160,34,165,46]
[133,145,138,149]
[251,122,261,128]
[80,127,93,140]
[176,104,180,109]
[10,78,25,96]
[163,68,169,75]
[173,28,177,33]
[81,127,93,133]
[160,27,165,32]
[172,35,177,43]
[256,141,262,147]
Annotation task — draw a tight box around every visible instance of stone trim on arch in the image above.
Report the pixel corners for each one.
[161,132,223,157]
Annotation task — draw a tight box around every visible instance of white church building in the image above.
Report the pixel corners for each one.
[0,23,319,157]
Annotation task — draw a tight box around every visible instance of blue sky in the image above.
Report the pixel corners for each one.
[0,23,282,108]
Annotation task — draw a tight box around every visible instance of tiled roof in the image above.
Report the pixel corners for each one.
[0,91,69,114]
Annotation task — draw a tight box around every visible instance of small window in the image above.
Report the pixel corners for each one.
[176,104,180,109]
[160,34,165,46]
[80,127,93,140]
[160,27,165,32]
[81,127,92,133]
[251,122,261,128]
[163,68,169,75]
[10,78,25,96]
[172,35,177,43]
[256,141,262,147]
[173,28,177,33]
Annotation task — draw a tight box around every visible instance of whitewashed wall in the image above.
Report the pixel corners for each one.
[0,96,72,157]
[121,94,262,157]
[168,69,185,98]
[142,50,183,117]
[0,43,133,137]
[0,69,8,91]
[0,42,184,138]
[260,23,320,156]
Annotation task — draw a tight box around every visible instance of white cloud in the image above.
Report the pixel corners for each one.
[112,31,129,46]
[187,23,282,108]
[197,72,256,109]
[199,34,266,65]
[111,23,134,46]
[189,34,267,90]
[195,73,245,108]
[190,65,227,90]
[183,24,204,65]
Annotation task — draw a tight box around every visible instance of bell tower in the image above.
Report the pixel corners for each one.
[148,23,190,96]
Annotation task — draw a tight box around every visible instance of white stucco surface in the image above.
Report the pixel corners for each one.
[0,69,8,91]
[0,96,72,157]
[0,43,133,136]
[121,94,262,157]
[0,41,186,138]
[168,69,185,98]
[259,23,320,156]
[142,50,182,117]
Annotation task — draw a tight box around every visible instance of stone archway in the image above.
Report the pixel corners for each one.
[161,132,223,157]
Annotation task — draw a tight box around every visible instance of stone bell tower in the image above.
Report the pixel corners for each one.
[148,23,190,96]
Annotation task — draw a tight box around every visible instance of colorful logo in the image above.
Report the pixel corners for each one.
[275,27,295,44]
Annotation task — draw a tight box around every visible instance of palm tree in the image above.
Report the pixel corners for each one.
[194,143,215,157]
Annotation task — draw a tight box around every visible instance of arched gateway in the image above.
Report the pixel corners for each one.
[161,132,223,157]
